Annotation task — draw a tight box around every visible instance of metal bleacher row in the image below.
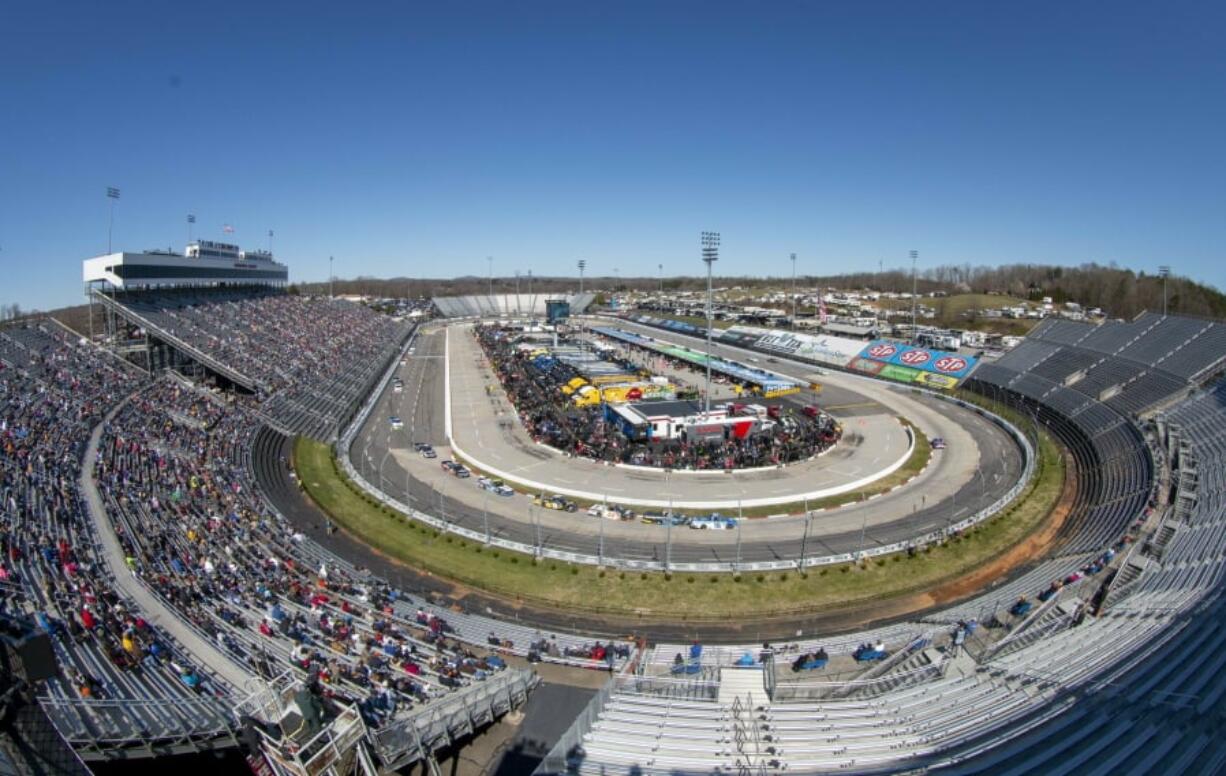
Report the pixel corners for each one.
[989,312,1226,418]
[540,314,1226,775]
[431,292,595,319]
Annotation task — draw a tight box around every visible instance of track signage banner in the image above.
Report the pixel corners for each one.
[858,340,978,379]
[916,372,959,390]
[879,364,921,383]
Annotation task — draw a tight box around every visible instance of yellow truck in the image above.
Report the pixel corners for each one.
[560,377,588,396]
[573,385,602,407]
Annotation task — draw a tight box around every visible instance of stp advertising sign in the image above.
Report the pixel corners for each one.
[858,340,978,379]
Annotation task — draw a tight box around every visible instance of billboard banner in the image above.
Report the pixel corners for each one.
[753,330,867,367]
[858,340,978,379]
[916,372,959,390]
[849,357,886,375]
[879,364,921,383]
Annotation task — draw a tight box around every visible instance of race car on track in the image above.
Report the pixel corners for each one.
[640,511,688,526]
[389,416,404,431]
[587,504,635,521]
[441,460,470,478]
[533,494,577,512]
[931,437,947,450]
[413,442,437,458]
[478,477,514,497]
[689,515,738,530]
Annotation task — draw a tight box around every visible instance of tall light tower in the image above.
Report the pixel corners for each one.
[187,213,195,245]
[1159,265,1171,316]
[658,263,664,294]
[578,259,586,293]
[790,252,798,328]
[487,256,493,299]
[910,249,919,340]
[105,187,120,253]
[329,255,335,299]
[701,231,720,414]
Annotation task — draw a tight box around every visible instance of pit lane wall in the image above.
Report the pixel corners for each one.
[334,322,1035,574]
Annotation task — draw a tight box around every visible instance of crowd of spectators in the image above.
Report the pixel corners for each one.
[95,376,519,726]
[0,321,231,726]
[132,290,410,437]
[476,326,841,471]
[1,315,627,747]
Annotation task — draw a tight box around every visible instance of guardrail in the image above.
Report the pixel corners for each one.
[336,322,1037,573]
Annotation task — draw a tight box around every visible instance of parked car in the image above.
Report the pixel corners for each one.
[441,460,470,478]
[414,442,436,458]
[533,494,577,512]
[478,477,514,497]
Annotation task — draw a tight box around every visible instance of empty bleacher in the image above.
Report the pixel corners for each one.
[431,292,595,319]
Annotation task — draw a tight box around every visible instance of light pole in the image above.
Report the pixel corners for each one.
[106,187,120,253]
[701,231,720,415]
[1159,265,1171,316]
[910,249,919,340]
[790,252,798,328]
[578,259,586,293]
[658,263,664,294]
[329,256,335,299]
[187,213,195,246]
[268,229,274,254]
[487,256,494,299]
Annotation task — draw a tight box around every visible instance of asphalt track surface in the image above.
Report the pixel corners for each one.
[350,322,1024,565]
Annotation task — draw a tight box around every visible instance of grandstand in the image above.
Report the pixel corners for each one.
[85,245,412,441]
[432,292,595,319]
[535,312,1226,775]
[8,261,1226,774]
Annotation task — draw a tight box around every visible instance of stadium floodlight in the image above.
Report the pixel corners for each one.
[701,231,720,414]
[187,213,196,245]
[487,256,493,299]
[658,263,664,294]
[578,259,586,293]
[790,252,798,328]
[1159,265,1171,316]
[105,187,120,253]
[910,250,919,339]
[329,255,334,299]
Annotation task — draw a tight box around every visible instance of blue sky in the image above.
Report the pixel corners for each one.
[2,1,1225,310]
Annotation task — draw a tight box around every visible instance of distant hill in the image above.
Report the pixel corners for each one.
[14,262,1222,334]
[290,263,1226,322]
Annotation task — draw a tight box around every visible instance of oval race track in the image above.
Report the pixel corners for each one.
[348,319,1025,566]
